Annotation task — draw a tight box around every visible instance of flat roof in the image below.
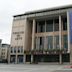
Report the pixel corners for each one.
[14,5,72,17]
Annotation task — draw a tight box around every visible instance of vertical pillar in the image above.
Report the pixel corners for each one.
[15,48,17,64]
[53,19,55,49]
[31,19,36,63]
[23,54,26,64]
[59,15,62,64]
[8,48,10,64]
[32,19,36,50]
[15,55,17,64]
[44,20,47,50]
[8,55,10,64]
[67,11,70,53]
[23,18,27,64]
[31,55,33,63]
[59,15,62,51]
[59,54,62,64]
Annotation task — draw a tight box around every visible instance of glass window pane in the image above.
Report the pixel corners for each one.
[21,47,23,53]
[63,18,67,30]
[63,35,68,49]
[14,47,16,53]
[37,21,45,32]
[47,36,53,49]
[46,20,53,32]
[38,37,44,50]
[54,19,59,31]
[54,35,59,49]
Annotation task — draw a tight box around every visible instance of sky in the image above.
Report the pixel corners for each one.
[0,0,72,44]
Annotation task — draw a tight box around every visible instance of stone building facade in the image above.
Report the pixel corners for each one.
[8,5,72,64]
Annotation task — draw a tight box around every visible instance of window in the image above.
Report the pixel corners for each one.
[46,20,53,32]
[18,46,23,53]
[21,47,23,53]
[54,19,59,31]
[2,56,5,59]
[40,37,42,45]
[54,35,59,49]
[63,35,68,49]
[35,22,37,33]
[37,21,45,33]
[47,36,53,49]
[14,47,16,53]
[18,46,20,53]
[38,37,44,50]
[35,37,39,50]
[63,18,67,30]
[11,47,13,53]
[2,53,4,55]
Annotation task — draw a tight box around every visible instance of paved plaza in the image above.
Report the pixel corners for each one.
[0,64,72,72]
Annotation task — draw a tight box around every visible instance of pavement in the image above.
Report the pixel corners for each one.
[0,64,72,72]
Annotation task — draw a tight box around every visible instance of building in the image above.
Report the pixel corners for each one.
[1,44,10,63]
[0,39,2,62]
[0,39,10,63]
[9,5,72,64]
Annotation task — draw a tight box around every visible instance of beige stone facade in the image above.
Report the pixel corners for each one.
[9,5,72,64]
[0,40,10,63]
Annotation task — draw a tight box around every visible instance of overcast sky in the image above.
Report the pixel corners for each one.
[0,0,72,44]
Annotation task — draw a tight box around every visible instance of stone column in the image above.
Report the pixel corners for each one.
[44,20,47,50]
[53,19,55,49]
[67,11,70,53]
[59,53,62,64]
[15,48,17,64]
[8,48,10,64]
[31,19,36,63]
[32,19,36,50]
[59,15,62,64]
[8,55,10,64]
[23,18,27,64]
[23,54,26,64]
[15,54,17,64]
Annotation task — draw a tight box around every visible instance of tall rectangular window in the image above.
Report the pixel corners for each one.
[35,37,37,49]
[47,36,53,49]
[21,46,23,53]
[11,47,13,53]
[46,20,53,32]
[54,35,59,49]
[37,37,44,50]
[63,35,68,49]
[54,19,59,31]
[37,21,45,33]
[35,22,37,33]
[63,18,67,30]
[18,47,20,53]
[14,47,16,53]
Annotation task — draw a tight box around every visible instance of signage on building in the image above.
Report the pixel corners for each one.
[13,31,24,40]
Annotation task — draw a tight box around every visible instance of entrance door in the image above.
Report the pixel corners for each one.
[10,55,15,63]
[18,55,23,63]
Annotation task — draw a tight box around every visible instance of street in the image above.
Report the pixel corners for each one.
[0,64,72,72]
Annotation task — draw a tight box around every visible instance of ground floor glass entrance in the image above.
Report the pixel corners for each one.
[33,54,70,63]
[17,55,23,63]
[10,54,70,63]
[10,55,15,63]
